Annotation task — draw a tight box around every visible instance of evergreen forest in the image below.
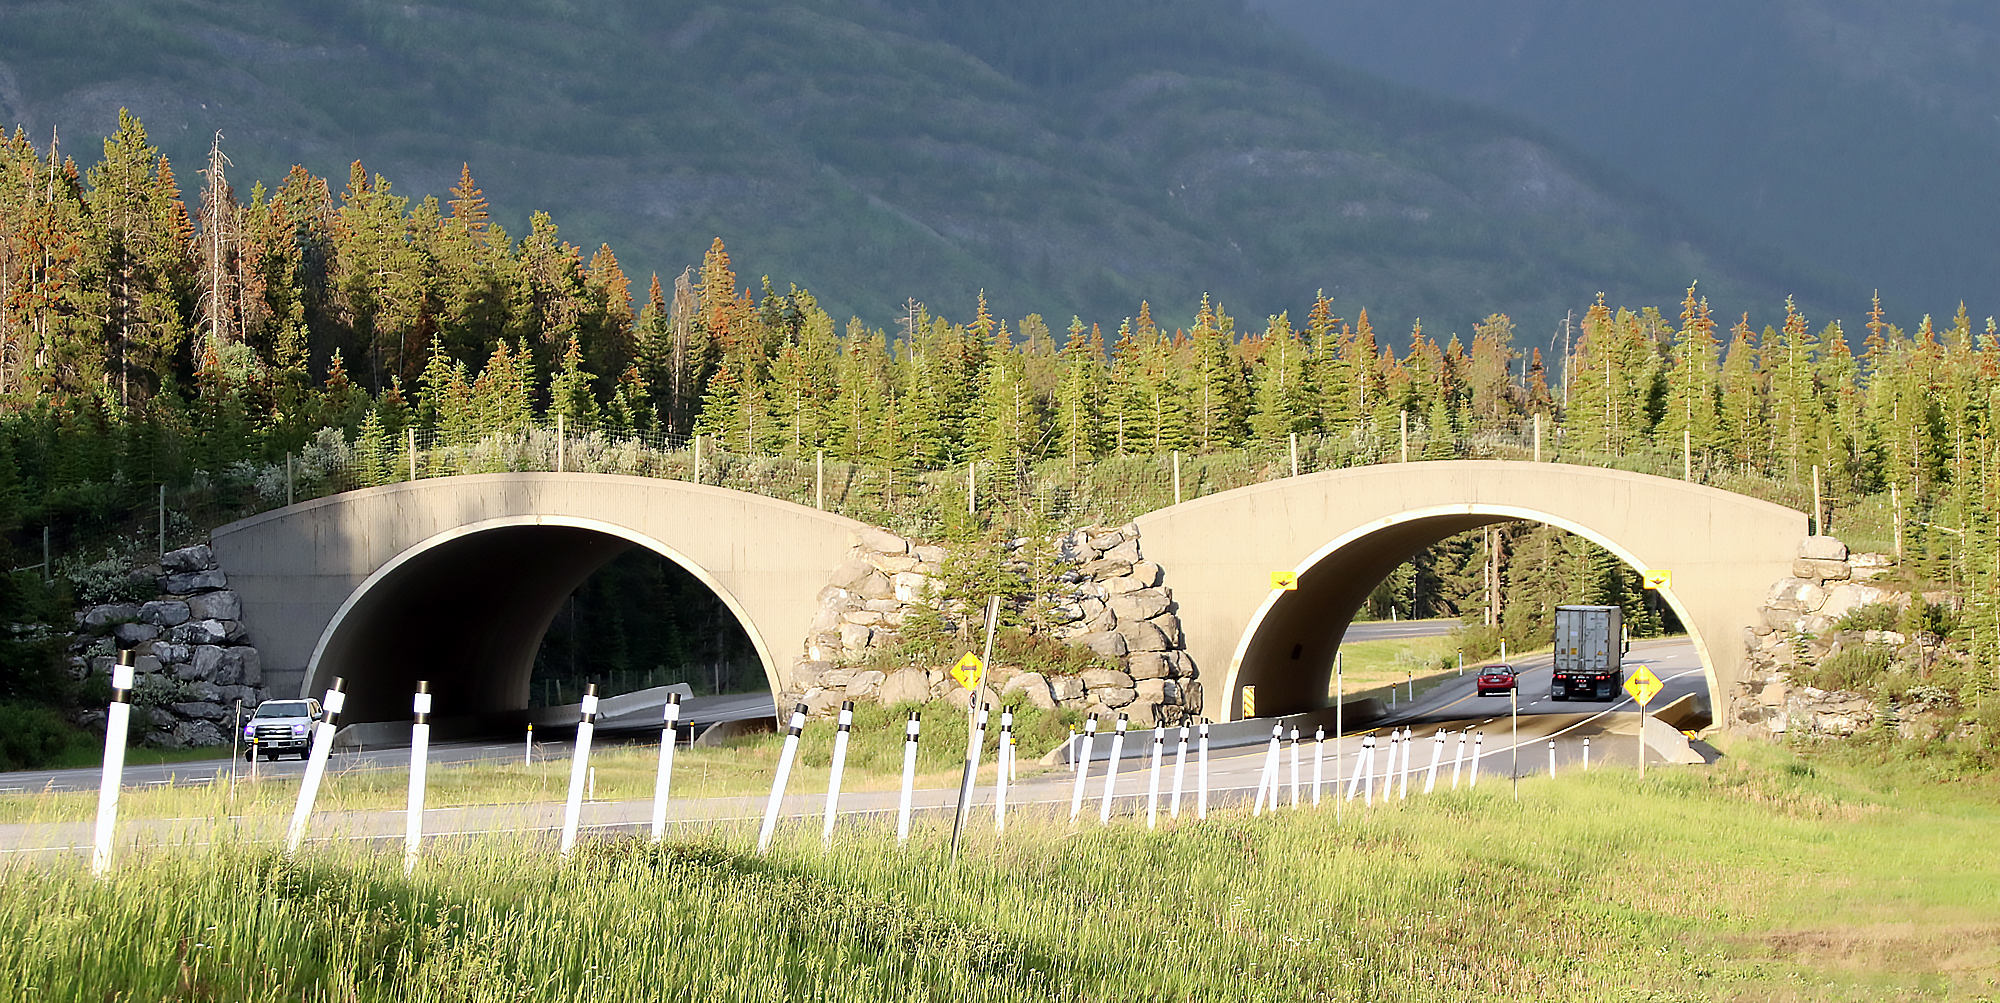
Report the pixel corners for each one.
[3,116,1998,756]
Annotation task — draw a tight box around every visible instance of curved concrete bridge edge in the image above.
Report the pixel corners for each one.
[209,472,870,723]
[1133,461,1808,728]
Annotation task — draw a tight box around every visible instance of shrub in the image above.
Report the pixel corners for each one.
[1833,601,1899,633]
[0,702,77,770]
[1800,644,1896,693]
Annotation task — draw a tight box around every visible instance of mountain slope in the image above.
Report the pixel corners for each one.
[1251,0,2000,320]
[0,0,1806,335]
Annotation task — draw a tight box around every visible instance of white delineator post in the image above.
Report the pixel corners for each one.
[1346,735,1370,802]
[896,711,920,845]
[284,677,346,857]
[1452,730,1467,789]
[1145,725,1165,830]
[995,709,1013,834]
[1196,719,1211,820]
[90,654,136,877]
[821,701,855,847]
[559,685,601,858]
[1288,725,1301,809]
[524,723,534,767]
[1397,727,1413,800]
[1470,732,1483,787]
[1378,731,1397,803]
[1423,729,1444,794]
[1097,714,1128,824]
[1069,717,1098,821]
[756,703,809,854]
[649,693,681,843]
[1170,723,1189,818]
[403,681,432,875]
[1312,726,1325,805]
[1583,736,1592,771]
[1253,723,1282,816]
[1548,738,1557,778]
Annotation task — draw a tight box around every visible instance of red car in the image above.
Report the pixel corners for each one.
[1476,664,1518,696]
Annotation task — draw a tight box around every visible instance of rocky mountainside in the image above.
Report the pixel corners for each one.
[0,0,1804,336]
[1253,0,2000,321]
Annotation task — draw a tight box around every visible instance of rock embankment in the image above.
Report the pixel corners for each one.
[1737,535,1953,738]
[71,544,268,747]
[786,523,1201,726]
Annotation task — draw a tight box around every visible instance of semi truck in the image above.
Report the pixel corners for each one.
[1550,605,1626,701]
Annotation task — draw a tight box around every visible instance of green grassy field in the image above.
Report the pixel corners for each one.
[2,739,1994,1001]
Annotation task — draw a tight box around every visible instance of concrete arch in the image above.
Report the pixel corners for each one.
[1132,461,1806,726]
[209,473,870,726]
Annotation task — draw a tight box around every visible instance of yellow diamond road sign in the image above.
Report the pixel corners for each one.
[1642,569,1672,590]
[949,652,985,691]
[1271,571,1299,591]
[1624,665,1664,706]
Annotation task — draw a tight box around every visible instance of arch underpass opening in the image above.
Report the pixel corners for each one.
[305,519,773,728]
[1227,505,1711,721]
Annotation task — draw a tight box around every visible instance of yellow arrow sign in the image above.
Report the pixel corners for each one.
[1624,664,1663,706]
[1270,571,1299,591]
[949,652,986,691]
[1642,569,1672,590]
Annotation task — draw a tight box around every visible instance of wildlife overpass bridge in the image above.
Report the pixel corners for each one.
[210,463,1804,732]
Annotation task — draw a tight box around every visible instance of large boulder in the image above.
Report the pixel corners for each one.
[1075,630,1128,659]
[912,544,947,565]
[866,551,922,573]
[161,569,227,594]
[1080,667,1136,690]
[829,559,875,591]
[1002,672,1058,710]
[891,572,931,602]
[844,670,887,698]
[112,622,159,645]
[1126,652,1174,681]
[1093,686,1138,708]
[1102,537,1143,565]
[1109,589,1172,621]
[1147,613,1184,648]
[877,669,930,706]
[838,622,875,651]
[1798,536,1849,562]
[1793,558,1851,582]
[1049,675,1086,702]
[1134,678,1179,705]
[139,600,191,627]
[856,526,908,555]
[1765,578,1828,613]
[1078,558,1133,579]
[1084,528,1128,553]
[1117,618,1171,652]
[856,572,895,600]
[186,591,242,622]
[160,544,216,574]
[81,604,141,629]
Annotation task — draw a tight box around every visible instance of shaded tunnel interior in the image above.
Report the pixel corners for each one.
[1235,514,1505,718]
[312,526,642,726]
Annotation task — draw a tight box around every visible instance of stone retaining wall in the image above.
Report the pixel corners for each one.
[1735,534,1950,739]
[785,523,1201,726]
[70,544,269,747]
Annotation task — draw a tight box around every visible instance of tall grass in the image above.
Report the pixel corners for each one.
[3,741,1994,1000]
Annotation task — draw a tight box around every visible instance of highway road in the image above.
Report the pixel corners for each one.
[0,640,1706,858]
[1339,617,1459,643]
[0,692,776,795]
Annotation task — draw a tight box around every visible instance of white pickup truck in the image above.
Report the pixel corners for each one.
[242,698,323,759]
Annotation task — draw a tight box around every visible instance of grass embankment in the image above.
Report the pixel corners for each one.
[2,740,1994,1000]
[0,703,1083,825]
